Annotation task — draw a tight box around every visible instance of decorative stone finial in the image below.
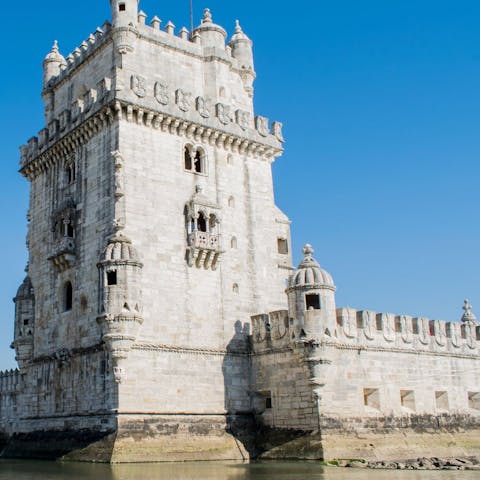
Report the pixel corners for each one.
[202,8,213,24]
[235,20,242,33]
[303,244,314,257]
[462,299,477,324]
[52,40,59,53]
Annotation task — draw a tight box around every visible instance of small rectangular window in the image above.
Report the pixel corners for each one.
[305,294,320,310]
[119,3,126,11]
[364,388,380,410]
[468,392,480,410]
[23,319,30,326]
[265,397,272,409]
[107,271,118,286]
[435,391,449,411]
[277,238,288,255]
[400,390,415,411]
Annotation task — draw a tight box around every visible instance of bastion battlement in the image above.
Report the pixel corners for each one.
[252,307,480,356]
[0,369,20,394]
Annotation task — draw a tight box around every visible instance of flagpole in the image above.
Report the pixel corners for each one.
[190,0,194,34]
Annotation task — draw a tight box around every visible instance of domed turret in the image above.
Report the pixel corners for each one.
[287,245,337,339]
[13,276,35,371]
[110,0,139,28]
[101,233,140,263]
[42,41,66,87]
[229,21,254,71]
[97,232,143,383]
[193,9,227,49]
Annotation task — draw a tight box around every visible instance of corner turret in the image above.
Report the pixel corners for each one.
[287,244,337,338]
[193,9,227,49]
[110,0,139,28]
[42,41,66,87]
[229,21,254,71]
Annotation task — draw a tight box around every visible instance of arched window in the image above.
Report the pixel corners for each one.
[65,162,76,185]
[209,214,217,234]
[64,281,73,312]
[184,146,192,170]
[232,283,239,294]
[66,221,74,238]
[197,212,207,232]
[194,150,203,173]
[231,236,237,249]
[184,145,206,174]
[228,196,235,208]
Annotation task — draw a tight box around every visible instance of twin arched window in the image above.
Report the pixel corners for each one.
[184,145,206,174]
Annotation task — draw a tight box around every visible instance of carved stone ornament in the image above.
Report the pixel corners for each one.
[417,317,430,345]
[380,313,396,343]
[271,121,284,142]
[196,96,211,118]
[236,109,250,131]
[131,75,147,98]
[362,311,375,340]
[176,89,193,112]
[433,320,447,347]
[154,81,169,105]
[216,103,232,125]
[255,115,269,137]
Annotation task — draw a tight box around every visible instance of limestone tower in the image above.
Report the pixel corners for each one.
[13,0,292,461]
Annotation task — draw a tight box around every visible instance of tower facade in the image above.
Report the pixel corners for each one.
[5,1,292,461]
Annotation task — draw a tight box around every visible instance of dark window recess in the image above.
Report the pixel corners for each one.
[277,238,288,254]
[119,3,126,11]
[64,282,73,312]
[197,213,207,232]
[107,271,118,286]
[265,397,272,409]
[305,294,321,310]
[66,223,74,238]
[184,147,192,170]
[23,319,30,326]
[194,151,202,173]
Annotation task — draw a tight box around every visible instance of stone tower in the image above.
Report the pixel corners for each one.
[10,1,292,461]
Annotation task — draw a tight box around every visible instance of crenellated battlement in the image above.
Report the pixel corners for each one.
[0,369,21,394]
[336,307,480,354]
[251,307,480,357]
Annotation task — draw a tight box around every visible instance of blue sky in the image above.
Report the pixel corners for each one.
[1,0,479,368]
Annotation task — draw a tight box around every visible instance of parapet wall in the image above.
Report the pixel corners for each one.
[251,308,480,356]
[336,307,480,355]
[0,369,21,435]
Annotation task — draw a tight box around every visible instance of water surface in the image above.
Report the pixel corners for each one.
[0,460,478,480]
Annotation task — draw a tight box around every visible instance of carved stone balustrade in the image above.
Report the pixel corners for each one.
[48,236,76,271]
[187,231,222,270]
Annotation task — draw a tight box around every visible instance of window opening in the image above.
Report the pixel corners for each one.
[119,3,126,11]
[107,271,118,286]
[197,213,207,232]
[194,151,202,173]
[66,222,74,238]
[23,319,30,326]
[231,237,237,249]
[265,397,272,409]
[184,147,192,170]
[400,390,415,411]
[277,238,288,254]
[305,294,320,310]
[468,392,480,410]
[364,388,380,410]
[64,282,73,312]
[435,391,449,411]
[228,196,235,208]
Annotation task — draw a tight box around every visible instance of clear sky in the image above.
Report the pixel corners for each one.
[1,0,479,369]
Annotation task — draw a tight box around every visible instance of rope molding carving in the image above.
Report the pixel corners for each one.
[133,342,248,357]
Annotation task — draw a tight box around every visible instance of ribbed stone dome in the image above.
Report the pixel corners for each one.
[101,234,140,262]
[16,276,34,299]
[288,244,335,290]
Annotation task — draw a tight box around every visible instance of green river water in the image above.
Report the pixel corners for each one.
[0,461,478,480]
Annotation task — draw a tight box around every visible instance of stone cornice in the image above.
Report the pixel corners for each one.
[20,99,283,181]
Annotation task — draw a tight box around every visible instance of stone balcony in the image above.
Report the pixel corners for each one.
[187,231,222,270]
[48,237,76,271]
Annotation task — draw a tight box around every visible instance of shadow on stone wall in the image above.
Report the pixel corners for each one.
[1,428,117,462]
[222,321,318,460]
